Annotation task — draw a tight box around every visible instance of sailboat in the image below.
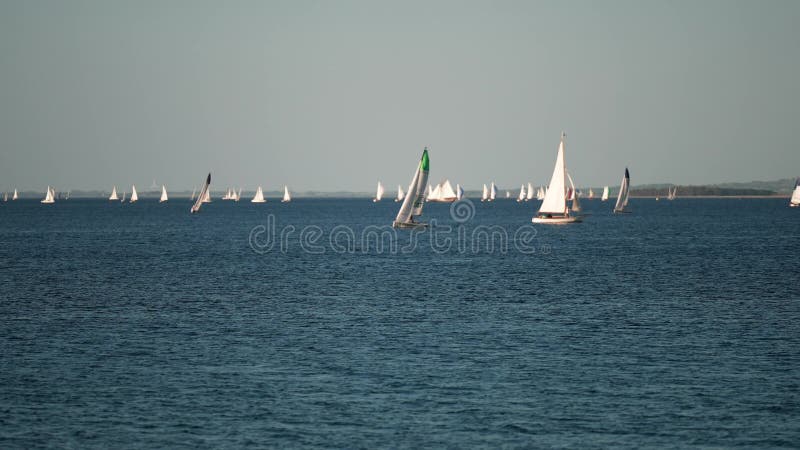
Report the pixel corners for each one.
[567,172,581,213]
[588,188,595,199]
[536,186,545,200]
[428,179,457,202]
[282,186,292,203]
[159,185,168,203]
[373,182,385,202]
[41,186,55,204]
[489,182,497,202]
[3,193,7,202]
[129,185,139,203]
[235,188,242,202]
[392,148,429,229]
[667,186,677,201]
[201,187,211,203]
[613,168,631,213]
[121,191,127,202]
[456,184,464,200]
[12,189,18,201]
[601,186,609,201]
[481,184,489,202]
[395,185,405,202]
[251,186,266,203]
[109,186,119,201]
[190,187,197,201]
[789,178,800,208]
[191,173,211,213]
[526,183,534,201]
[505,191,511,198]
[517,184,526,202]
[532,133,581,224]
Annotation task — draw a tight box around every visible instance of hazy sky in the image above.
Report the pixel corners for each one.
[1,0,798,191]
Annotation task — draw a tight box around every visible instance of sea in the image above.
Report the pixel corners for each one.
[1,197,798,448]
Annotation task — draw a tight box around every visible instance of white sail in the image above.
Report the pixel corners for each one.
[790,178,800,206]
[489,182,497,201]
[130,185,138,203]
[159,185,168,203]
[3,193,6,202]
[236,188,242,202]
[393,148,430,228]
[456,184,464,200]
[538,133,568,214]
[12,189,18,201]
[526,183,534,201]
[251,186,266,203]
[614,168,630,213]
[191,173,211,213]
[395,185,405,202]
[567,172,581,212]
[505,191,510,198]
[41,186,55,204]
[109,186,118,201]
[282,186,291,202]
[667,186,677,201]
[481,184,489,201]
[601,186,609,201]
[427,183,441,202]
[121,192,126,202]
[517,184,526,202]
[588,188,595,199]
[374,182,385,202]
[536,186,545,200]
[439,180,457,201]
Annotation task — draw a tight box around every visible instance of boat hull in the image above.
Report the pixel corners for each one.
[532,215,581,224]
[392,221,428,229]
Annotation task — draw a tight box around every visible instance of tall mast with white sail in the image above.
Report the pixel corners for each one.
[532,132,580,224]
[613,168,631,213]
[191,173,211,213]
[393,148,430,228]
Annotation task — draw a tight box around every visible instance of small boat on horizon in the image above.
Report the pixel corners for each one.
[613,168,631,214]
[109,186,119,201]
[532,132,581,224]
[395,185,405,202]
[191,173,211,213]
[159,185,168,203]
[601,185,609,201]
[129,185,139,203]
[251,186,266,203]
[373,181,384,202]
[41,186,55,204]
[282,186,292,203]
[790,178,800,208]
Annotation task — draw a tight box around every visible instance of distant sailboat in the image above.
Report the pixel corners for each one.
[3,193,7,202]
[251,186,266,203]
[129,185,139,203]
[282,186,292,203]
[395,185,405,202]
[481,184,489,202]
[613,168,631,213]
[159,185,168,203]
[601,186,609,201]
[12,189,18,201]
[536,186,545,200]
[121,191,126,202]
[667,186,677,201]
[790,178,800,208]
[517,184,526,202]
[489,182,497,202]
[456,184,464,200]
[526,183,534,201]
[235,188,242,202]
[392,148,429,229]
[41,186,55,204]
[373,182,385,202]
[567,172,581,213]
[191,173,211,213]
[532,133,581,224]
[428,179,457,202]
[505,190,511,198]
[588,188,595,199]
[109,186,119,201]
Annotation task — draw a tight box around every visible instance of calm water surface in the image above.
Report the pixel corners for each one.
[1,197,798,448]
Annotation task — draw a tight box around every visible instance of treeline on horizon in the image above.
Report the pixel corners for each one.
[631,186,776,196]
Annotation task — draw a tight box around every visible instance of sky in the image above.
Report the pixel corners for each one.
[1,0,798,192]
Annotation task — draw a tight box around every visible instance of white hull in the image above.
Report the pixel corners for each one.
[392,220,428,229]
[532,215,581,224]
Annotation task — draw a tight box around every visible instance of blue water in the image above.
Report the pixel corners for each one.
[1,198,799,448]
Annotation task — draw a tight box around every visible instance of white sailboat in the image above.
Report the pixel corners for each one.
[191,173,211,213]
[41,186,55,204]
[159,185,168,203]
[481,184,489,202]
[536,186,545,200]
[532,133,581,224]
[282,186,292,203]
[373,182,385,202]
[601,186,609,201]
[505,191,511,198]
[393,148,429,229]
[395,185,405,202]
[456,184,464,200]
[588,188,595,199]
[613,168,631,213]
[129,185,139,203]
[251,186,266,203]
[790,178,800,207]
[489,182,497,202]
[667,186,677,201]
[567,172,581,212]
[109,186,119,201]
[235,188,242,202]
[517,184,526,202]
[121,191,126,202]
[12,189,18,201]
[428,179,457,202]
[526,183,534,201]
